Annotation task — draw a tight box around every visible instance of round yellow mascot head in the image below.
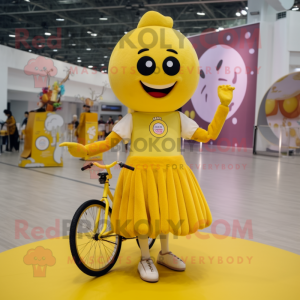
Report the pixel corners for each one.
[108,11,199,112]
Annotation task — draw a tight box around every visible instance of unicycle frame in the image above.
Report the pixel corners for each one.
[93,162,115,238]
[81,161,134,240]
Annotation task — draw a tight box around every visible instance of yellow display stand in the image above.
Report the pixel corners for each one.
[19,112,64,167]
[76,112,103,161]
[0,234,299,299]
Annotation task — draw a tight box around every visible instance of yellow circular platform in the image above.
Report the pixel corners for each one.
[0,234,299,300]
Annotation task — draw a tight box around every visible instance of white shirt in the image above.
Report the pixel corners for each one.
[112,112,199,142]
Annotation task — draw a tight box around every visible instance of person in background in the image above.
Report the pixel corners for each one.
[107,116,114,125]
[98,116,105,125]
[114,114,123,125]
[105,116,114,137]
[75,103,92,139]
[83,104,91,113]
[30,101,46,113]
[3,109,19,152]
[98,116,105,140]
[72,115,79,129]
[21,111,29,127]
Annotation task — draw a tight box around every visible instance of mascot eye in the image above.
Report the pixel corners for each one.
[163,57,180,76]
[137,56,156,76]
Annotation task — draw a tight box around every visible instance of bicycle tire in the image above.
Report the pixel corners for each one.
[69,199,122,277]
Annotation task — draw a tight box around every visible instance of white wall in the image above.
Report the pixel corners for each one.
[250,3,300,124]
[271,11,300,83]
[255,21,274,122]
[0,45,121,122]
[248,0,277,24]
[0,48,8,122]
[55,102,78,125]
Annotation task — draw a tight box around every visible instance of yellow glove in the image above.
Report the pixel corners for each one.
[59,142,88,158]
[218,85,235,107]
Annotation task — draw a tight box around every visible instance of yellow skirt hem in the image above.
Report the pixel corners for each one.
[111,155,212,239]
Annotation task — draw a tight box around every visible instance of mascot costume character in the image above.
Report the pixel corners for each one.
[61,11,234,283]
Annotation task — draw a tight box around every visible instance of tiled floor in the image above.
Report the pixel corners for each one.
[0,143,300,254]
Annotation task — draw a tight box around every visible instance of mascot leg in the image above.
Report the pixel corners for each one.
[138,235,150,260]
[137,235,159,283]
[160,233,170,254]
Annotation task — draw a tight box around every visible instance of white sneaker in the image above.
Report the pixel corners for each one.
[138,258,159,283]
[157,251,186,271]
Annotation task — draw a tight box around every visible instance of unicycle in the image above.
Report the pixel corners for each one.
[69,161,155,277]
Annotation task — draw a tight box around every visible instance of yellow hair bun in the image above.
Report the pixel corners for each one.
[137,11,173,28]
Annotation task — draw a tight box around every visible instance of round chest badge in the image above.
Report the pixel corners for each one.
[150,119,168,138]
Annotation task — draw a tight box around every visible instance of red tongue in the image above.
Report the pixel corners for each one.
[148,91,167,98]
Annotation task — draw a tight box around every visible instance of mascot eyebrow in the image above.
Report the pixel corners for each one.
[167,49,178,54]
[138,48,178,55]
[138,48,149,54]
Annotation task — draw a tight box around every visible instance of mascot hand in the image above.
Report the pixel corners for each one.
[59,142,88,158]
[218,85,235,107]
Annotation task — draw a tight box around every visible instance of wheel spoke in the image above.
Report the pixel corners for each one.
[100,239,117,245]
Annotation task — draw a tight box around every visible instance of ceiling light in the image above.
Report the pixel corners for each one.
[56,18,64,21]
[28,49,32,52]
[87,29,92,34]
[218,27,224,31]
[88,66,93,68]
[241,10,247,15]
[77,57,80,59]
[24,0,30,2]
[292,6,299,10]
[104,56,108,58]
[197,12,205,16]
[124,31,128,34]
[245,7,248,10]
[236,12,241,16]
[86,48,91,51]
[45,32,51,36]
[72,44,76,46]
[53,49,57,52]
[91,33,97,36]
[9,34,15,37]
[101,64,104,66]
[38,45,43,47]
[100,17,108,20]
[77,60,81,62]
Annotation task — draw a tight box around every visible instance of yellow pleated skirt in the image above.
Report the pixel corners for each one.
[111,155,212,239]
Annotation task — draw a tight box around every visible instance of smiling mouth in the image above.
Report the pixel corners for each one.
[140,81,176,98]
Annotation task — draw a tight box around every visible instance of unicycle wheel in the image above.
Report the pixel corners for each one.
[69,199,122,277]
